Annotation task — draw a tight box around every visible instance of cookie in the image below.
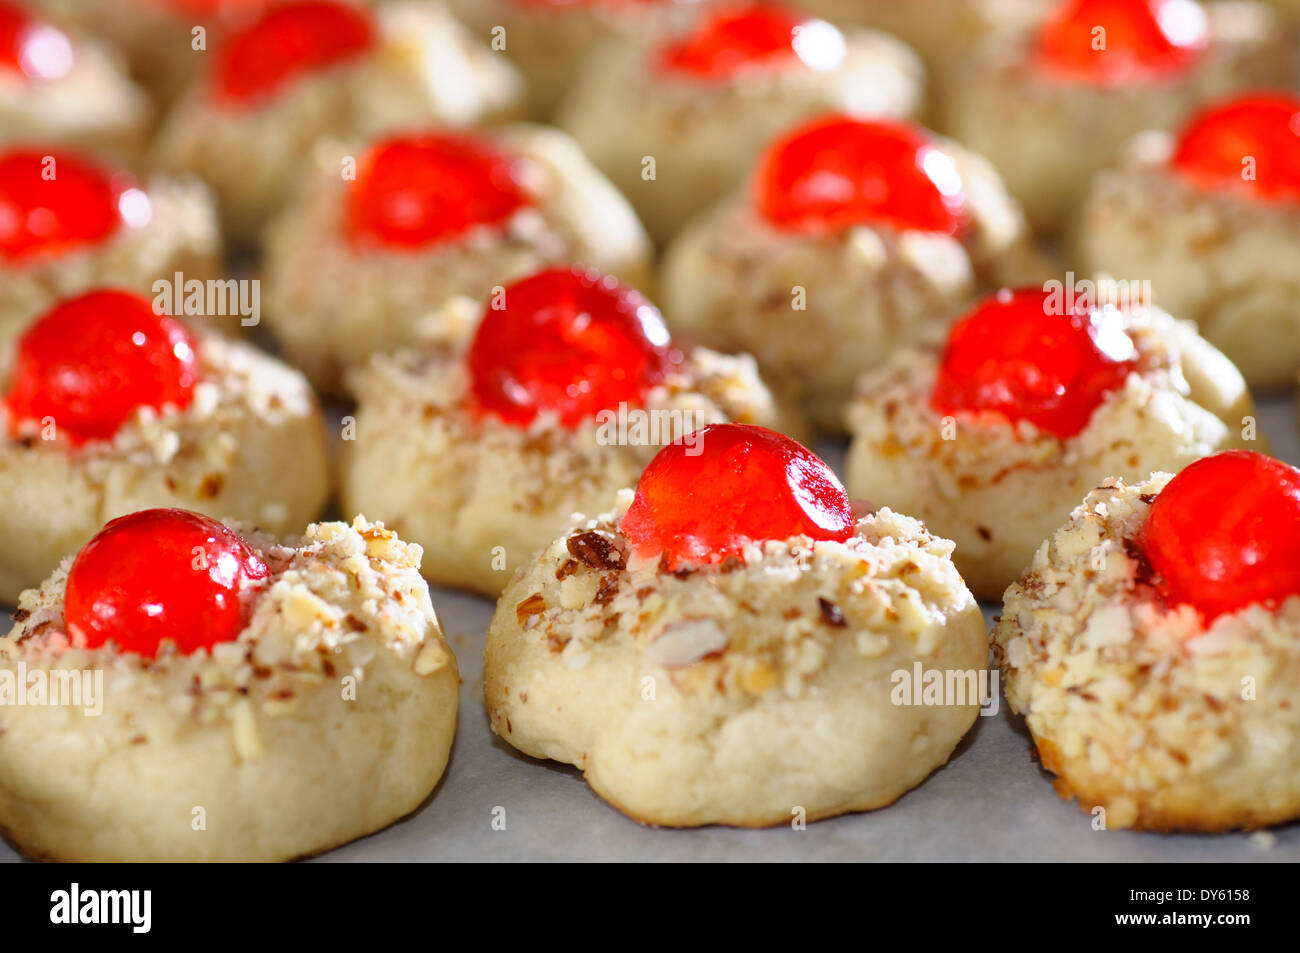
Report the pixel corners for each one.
[662,114,1046,429]
[1076,92,1300,389]
[798,0,1049,111]
[993,451,1300,831]
[485,424,988,827]
[0,509,458,860]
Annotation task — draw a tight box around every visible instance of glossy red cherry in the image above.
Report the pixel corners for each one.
[213,0,374,106]
[1037,0,1206,85]
[0,150,146,263]
[467,267,675,427]
[754,115,968,235]
[4,289,200,445]
[348,133,529,249]
[657,5,815,80]
[0,1,73,81]
[931,288,1139,439]
[1170,93,1300,203]
[65,509,269,657]
[621,423,855,568]
[1142,451,1300,623]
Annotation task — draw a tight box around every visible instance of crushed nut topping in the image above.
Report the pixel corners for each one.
[817,597,847,628]
[566,531,625,571]
[516,593,547,625]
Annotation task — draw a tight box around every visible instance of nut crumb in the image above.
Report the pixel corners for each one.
[566,532,624,571]
[818,598,847,628]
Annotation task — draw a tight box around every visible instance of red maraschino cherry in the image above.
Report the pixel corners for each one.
[65,508,269,657]
[0,1,73,81]
[467,266,674,427]
[621,423,855,568]
[0,150,148,263]
[753,115,968,235]
[348,132,529,249]
[1037,0,1206,85]
[4,289,200,445]
[657,5,843,80]
[1142,450,1300,623]
[931,288,1139,439]
[212,0,374,106]
[1170,92,1300,203]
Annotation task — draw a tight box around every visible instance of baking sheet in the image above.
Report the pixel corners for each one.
[3,399,1298,863]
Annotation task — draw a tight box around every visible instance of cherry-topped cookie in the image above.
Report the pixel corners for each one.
[0,288,330,603]
[0,0,150,158]
[846,286,1261,601]
[341,265,793,596]
[940,0,1290,231]
[1077,91,1300,389]
[263,127,652,393]
[662,113,1046,429]
[448,0,717,117]
[483,422,988,826]
[153,0,524,244]
[0,146,219,361]
[0,508,458,860]
[995,450,1300,830]
[556,3,922,244]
